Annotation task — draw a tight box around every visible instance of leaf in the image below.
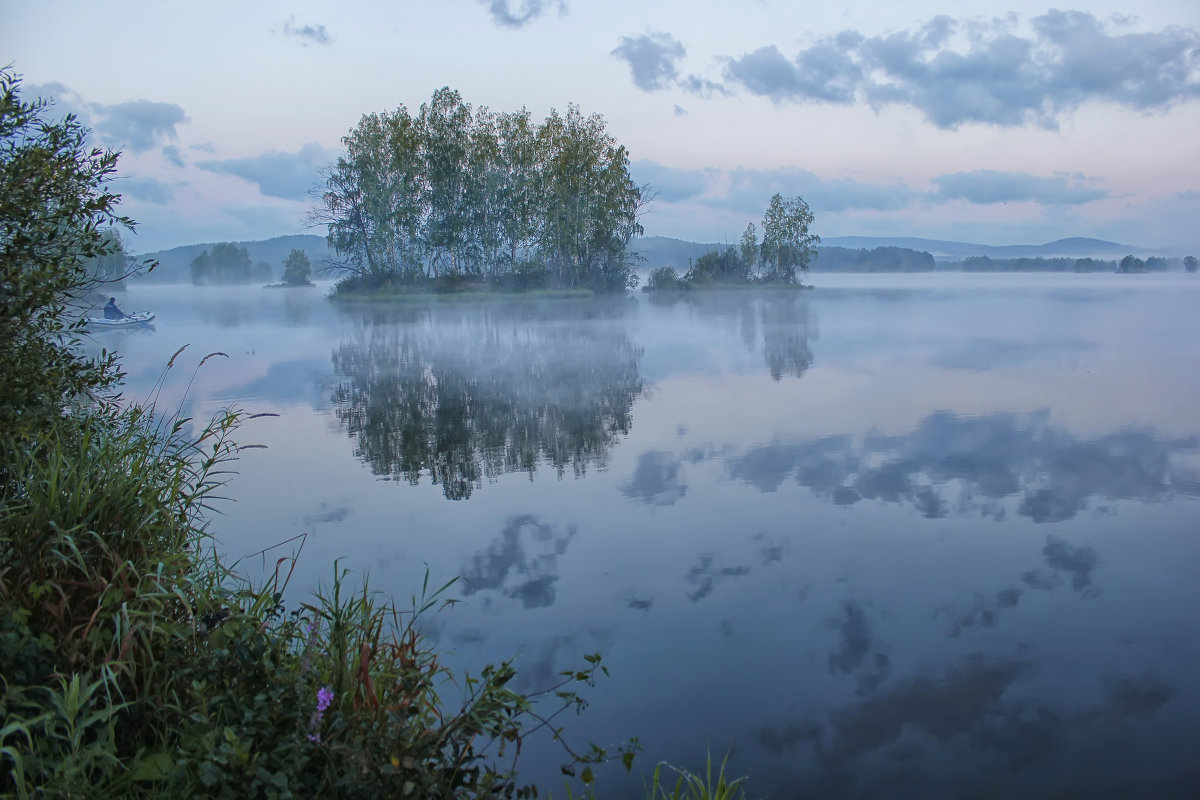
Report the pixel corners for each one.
[130,751,175,781]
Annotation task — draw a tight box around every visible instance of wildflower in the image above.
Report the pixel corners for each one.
[308,685,334,743]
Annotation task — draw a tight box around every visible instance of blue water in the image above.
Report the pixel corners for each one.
[91,273,1200,798]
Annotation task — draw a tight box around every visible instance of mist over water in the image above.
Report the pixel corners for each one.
[90,274,1200,798]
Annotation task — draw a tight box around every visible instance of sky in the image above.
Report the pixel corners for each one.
[4,0,1199,254]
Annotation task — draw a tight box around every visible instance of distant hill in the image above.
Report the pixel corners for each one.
[134,234,332,283]
[632,234,1156,271]
[132,233,1167,283]
[819,236,1140,260]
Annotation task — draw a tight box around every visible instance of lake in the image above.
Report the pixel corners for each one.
[90,273,1200,798]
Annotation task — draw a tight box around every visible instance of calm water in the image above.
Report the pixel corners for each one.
[91,274,1200,798]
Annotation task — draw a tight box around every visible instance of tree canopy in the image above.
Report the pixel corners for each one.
[314,88,644,293]
[281,248,313,286]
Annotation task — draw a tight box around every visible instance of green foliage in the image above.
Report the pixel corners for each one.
[759,193,818,283]
[645,266,684,291]
[0,69,133,445]
[1185,255,1198,273]
[685,247,752,286]
[281,249,314,286]
[642,752,748,800]
[317,88,643,294]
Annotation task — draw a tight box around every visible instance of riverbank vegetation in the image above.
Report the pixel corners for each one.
[2,68,661,799]
[314,87,644,297]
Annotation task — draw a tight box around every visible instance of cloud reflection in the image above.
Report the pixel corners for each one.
[728,410,1199,521]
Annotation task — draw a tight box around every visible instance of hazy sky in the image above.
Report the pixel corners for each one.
[5,0,1199,253]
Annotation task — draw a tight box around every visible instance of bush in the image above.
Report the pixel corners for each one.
[644,266,684,291]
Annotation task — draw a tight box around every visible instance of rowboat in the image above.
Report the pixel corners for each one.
[86,311,156,330]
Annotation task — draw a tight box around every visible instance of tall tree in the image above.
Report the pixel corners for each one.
[282,249,313,286]
[760,193,819,283]
[739,222,759,272]
[418,87,473,277]
[1185,255,1197,273]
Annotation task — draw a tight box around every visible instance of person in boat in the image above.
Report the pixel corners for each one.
[103,297,126,319]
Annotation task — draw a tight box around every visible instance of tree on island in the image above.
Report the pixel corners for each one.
[281,248,314,286]
[191,242,251,284]
[1184,255,1197,273]
[759,193,820,283]
[1118,254,1146,273]
[645,193,818,290]
[314,87,644,294]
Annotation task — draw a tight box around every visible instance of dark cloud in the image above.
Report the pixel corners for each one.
[116,175,173,205]
[611,32,686,92]
[933,170,1106,205]
[26,83,186,153]
[197,142,333,200]
[721,12,1200,128]
[93,99,188,153]
[282,18,334,45]
[479,0,565,28]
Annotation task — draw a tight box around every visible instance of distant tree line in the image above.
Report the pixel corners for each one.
[955,254,1194,273]
[313,87,644,294]
[644,193,818,290]
[812,246,935,272]
[189,242,273,285]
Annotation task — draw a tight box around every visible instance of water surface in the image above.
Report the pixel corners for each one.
[94,274,1200,798]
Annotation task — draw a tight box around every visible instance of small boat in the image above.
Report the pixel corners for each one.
[86,311,156,330]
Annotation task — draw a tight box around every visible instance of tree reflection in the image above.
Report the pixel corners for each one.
[330,302,644,499]
[648,290,817,380]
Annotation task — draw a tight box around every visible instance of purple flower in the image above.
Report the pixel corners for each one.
[307,685,335,744]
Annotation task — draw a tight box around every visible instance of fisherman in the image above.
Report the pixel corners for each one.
[103,297,125,319]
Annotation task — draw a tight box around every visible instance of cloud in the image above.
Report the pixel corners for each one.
[612,32,729,96]
[161,144,185,167]
[116,175,173,205]
[725,166,919,214]
[721,12,1200,128]
[933,170,1106,205]
[478,0,566,28]
[92,99,188,153]
[725,40,861,104]
[612,32,686,91]
[637,159,1105,218]
[24,82,186,153]
[197,142,334,200]
[282,18,333,45]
